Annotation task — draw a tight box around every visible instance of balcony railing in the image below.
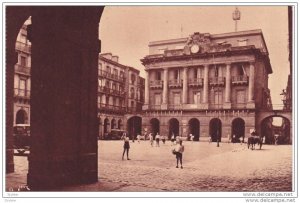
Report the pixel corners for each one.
[209,104,223,109]
[98,70,125,83]
[209,77,225,86]
[14,88,30,98]
[188,78,203,87]
[15,64,30,75]
[127,107,137,113]
[149,105,161,110]
[150,80,163,89]
[232,75,248,85]
[98,103,126,113]
[98,86,126,97]
[168,104,182,110]
[15,41,31,53]
[232,103,247,109]
[168,79,183,88]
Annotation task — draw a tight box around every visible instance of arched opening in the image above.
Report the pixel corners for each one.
[231,118,245,143]
[188,118,200,141]
[169,118,180,139]
[118,119,123,129]
[261,116,291,145]
[16,109,28,124]
[209,118,222,142]
[111,119,116,130]
[127,116,142,140]
[150,118,160,135]
[104,118,110,135]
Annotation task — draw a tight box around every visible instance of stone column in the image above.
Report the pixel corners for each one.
[27,7,103,190]
[224,63,231,109]
[182,67,188,104]
[162,68,168,109]
[247,61,255,108]
[143,70,149,110]
[202,65,209,105]
[197,67,201,78]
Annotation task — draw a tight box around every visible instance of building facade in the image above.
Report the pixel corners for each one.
[98,53,144,139]
[14,19,31,125]
[141,30,273,142]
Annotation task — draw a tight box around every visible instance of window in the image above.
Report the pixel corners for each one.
[106,66,111,74]
[19,79,26,96]
[174,93,181,104]
[130,87,135,99]
[113,69,118,76]
[174,69,180,80]
[237,65,245,76]
[194,68,198,78]
[236,90,245,104]
[154,94,161,105]
[112,83,116,90]
[131,101,134,108]
[214,91,223,104]
[156,71,161,80]
[20,56,27,67]
[131,74,136,84]
[193,91,201,104]
[214,65,219,77]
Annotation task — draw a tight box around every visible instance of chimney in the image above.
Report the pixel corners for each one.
[112,55,119,63]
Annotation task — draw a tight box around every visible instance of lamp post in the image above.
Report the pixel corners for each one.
[280,89,287,110]
[211,85,220,147]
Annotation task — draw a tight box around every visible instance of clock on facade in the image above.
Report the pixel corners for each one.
[191,44,200,53]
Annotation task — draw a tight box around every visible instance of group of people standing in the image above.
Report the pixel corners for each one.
[120,132,185,169]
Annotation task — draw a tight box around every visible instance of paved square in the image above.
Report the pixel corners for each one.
[6,140,292,192]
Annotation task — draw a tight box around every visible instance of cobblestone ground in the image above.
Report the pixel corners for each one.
[6,141,292,192]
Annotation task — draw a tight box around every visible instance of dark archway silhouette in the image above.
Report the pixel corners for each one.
[209,118,222,142]
[104,118,109,134]
[169,118,180,139]
[118,119,123,129]
[16,109,28,124]
[127,116,142,139]
[150,118,160,135]
[111,119,116,129]
[231,118,245,143]
[261,116,291,145]
[188,118,200,141]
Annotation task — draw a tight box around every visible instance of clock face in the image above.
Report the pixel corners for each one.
[191,44,200,53]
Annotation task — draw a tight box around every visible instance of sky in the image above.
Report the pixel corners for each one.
[99,6,290,107]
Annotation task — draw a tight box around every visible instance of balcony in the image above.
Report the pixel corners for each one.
[15,41,31,53]
[127,107,137,114]
[150,80,163,89]
[98,70,125,83]
[232,75,248,85]
[168,104,182,110]
[14,88,30,99]
[15,64,30,75]
[188,78,203,87]
[98,86,126,97]
[168,79,183,88]
[98,103,126,113]
[149,105,161,110]
[209,104,223,109]
[209,77,225,86]
[232,103,247,109]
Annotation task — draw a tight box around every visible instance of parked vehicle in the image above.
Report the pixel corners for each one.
[13,124,30,154]
[104,129,127,140]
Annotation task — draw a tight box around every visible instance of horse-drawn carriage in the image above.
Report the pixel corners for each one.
[247,130,263,150]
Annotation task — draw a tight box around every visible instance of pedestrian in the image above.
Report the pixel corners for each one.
[161,135,166,144]
[173,140,184,169]
[155,132,160,147]
[137,133,141,143]
[189,133,194,142]
[171,133,175,145]
[149,133,154,147]
[175,135,181,144]
[122,134,130,160]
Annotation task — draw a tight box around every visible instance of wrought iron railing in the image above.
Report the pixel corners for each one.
[14,88,30,98]
[188,78,203,86]
[15,64,30,75]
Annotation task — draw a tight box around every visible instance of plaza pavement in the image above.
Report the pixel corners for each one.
[5,140,293,192]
